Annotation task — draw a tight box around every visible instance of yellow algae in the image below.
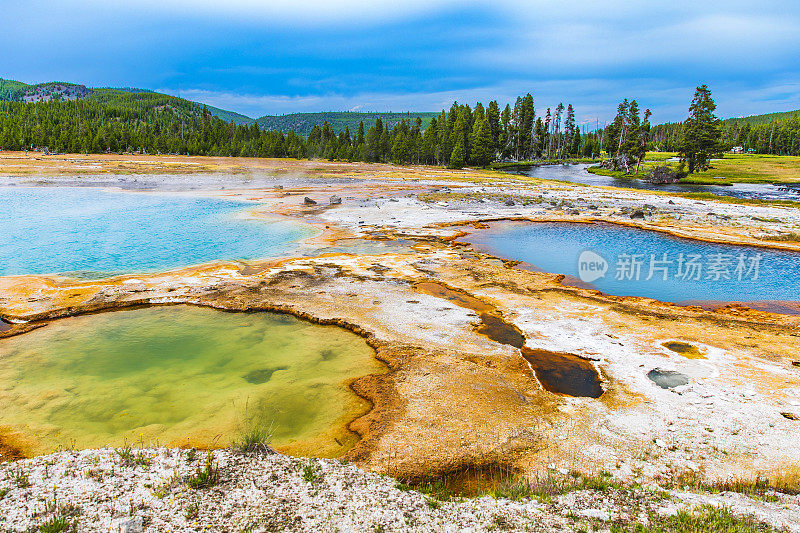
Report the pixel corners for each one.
[662,341,706,359]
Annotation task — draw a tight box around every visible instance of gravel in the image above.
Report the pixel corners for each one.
[2,448,799,532]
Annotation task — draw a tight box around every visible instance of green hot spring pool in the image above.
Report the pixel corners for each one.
[0,306,384,458]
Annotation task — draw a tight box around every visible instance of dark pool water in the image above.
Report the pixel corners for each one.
[501,164,800,201]
[463,222,800,304]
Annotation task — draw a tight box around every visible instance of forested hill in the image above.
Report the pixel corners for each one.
[723,109,800,126]
[255,112,438,135]
[0,90,592,168]
[0,79,255,125]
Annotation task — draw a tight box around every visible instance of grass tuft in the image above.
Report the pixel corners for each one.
[302,463,319,485]
[38,515,77,533]
[9,467,30,488]
[186,451,220,490]
[233,423,274,454]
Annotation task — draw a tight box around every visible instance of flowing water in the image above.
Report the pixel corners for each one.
[462,221,800,304]
[0,187,313,277]
[501,163,800,201]
[0,306,384,457]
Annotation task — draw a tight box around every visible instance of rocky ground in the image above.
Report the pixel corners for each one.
[1,448,799,532]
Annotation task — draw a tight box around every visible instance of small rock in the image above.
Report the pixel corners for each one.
[111,516,143,533]
[504,200,515,206]
[304,197,317,205]
[781,412,798,421]
[578,509,610,520]
[630,210,646,219]
[791,361,800,367]
[668,199,675,204]
[329,195,342,205]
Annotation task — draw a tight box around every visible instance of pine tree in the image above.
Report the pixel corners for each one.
[679,85,723,173]
[487,100,500,153]
[451,108,470,164]
[471,117,494,167]
[449,137,466,169]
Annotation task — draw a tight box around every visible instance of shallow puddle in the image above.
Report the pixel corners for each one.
[0,306,384,457]
[477,313,526,349]
[662,341,706,359]
[647,368,689,389]
[520,348,604,398]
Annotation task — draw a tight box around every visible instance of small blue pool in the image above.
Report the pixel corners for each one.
[464,221,800,304]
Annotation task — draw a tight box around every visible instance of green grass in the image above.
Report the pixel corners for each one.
[611,505,777,532]
[38,516,77,533]
[590,153,800,185]
[114,445,151,468]
[400,468,623,503]
[644,152,679,161]
[187,451,220,489]
[688,154,800,184]
[9,467,30,488]
[586,166,649,180]
[302,463,319,485]
[586,161,800,208]
[232,421,274,454]
[666,470,799,499]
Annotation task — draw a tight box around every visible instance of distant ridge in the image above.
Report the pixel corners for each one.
[0,78,254,125]
[0,79,436,132]
[255,111,438,135]
[724,109,800,126]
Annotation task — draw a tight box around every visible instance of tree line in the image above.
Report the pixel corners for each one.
[0,92,594,168]
[650,110,800,156]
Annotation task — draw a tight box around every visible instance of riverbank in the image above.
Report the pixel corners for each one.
[586,153,800,186]
[490,158,601,170]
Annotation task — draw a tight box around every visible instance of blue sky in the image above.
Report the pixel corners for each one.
[3,0,800,124]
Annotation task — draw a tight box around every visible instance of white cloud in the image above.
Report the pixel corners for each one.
[166,71,800,125]
[88,0,462,24]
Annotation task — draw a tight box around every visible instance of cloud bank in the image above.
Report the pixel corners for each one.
[2,0,799,123]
